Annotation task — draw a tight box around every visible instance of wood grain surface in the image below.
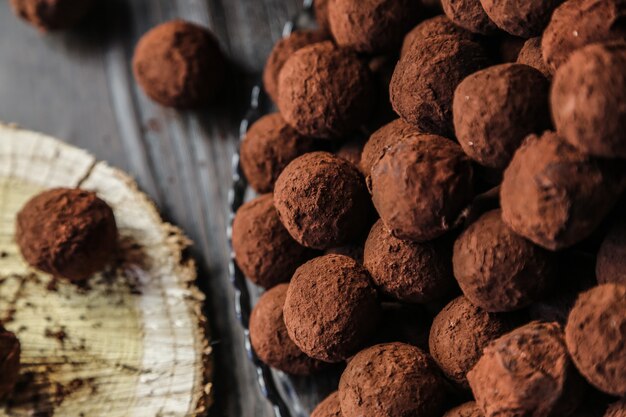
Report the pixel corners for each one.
[0,1,302,416]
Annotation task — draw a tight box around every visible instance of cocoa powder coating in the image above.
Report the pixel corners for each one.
[441,0,498,34]
[324,244,364,264]
[311,391,342,417]
[0,327,20,400]
[565,284,626,396]
[443,402,484,417]
[133,20,225,108]
[283,255,381,362]
[277,42,375,139]
[240,113,318,193]
[339,343,446,417]
[401,15,476,57]
[16,188,118,282]
[453,63,551,171]
[479,0,564,38]
[517,37,552,78]
[10,0,94,31]
[606,401,626,417]
[232,194,316,288]
[596,217,626,286]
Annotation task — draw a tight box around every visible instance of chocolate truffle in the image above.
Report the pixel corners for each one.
[262,30,328,104]
[364,220,454,303]
[274,152,372,250]
[441,0,498,34]
[0,327,20,400]
[401,15,476,57]
[133,20,225,108]
[390,36,490,136]
[249,284,325,375]
[327,0,421,54]
[311,391,342,417]
[277,42,375,139]
[468,321,585,417]
[232,194,316,288]
[517,37,552,78]
[606,401,626,417]
[240,113,318,193]
[551,42,626,159]
[339,343,446,417]
[369,134,474,242]
[429,296,512,387]
[541,0,626,72]
[479,0,563,38]
[565,284,626,396]
[444,402,484,417]
[597,218,626,285]
[314,0,331,33]
[283,255,381,362]
[500,131,625,251]
[453,63,551,171]
[10,0,94,31]
[16,188,118,282]
[453,210,556,311]
[336,138,365,169]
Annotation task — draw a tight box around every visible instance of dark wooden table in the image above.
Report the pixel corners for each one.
[0,1,303,415]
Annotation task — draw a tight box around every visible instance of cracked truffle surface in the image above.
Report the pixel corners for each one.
[283,255,381,362]
[517,37,552,78]
[468,321,584,417]
[277,42,375,139]
[10,0,94,31]
[597,218,626,286]
[565,284,626,396]
[240,113,318,193]
[249,284,325,375]
[16,188,118,282]
[453,63,551,171]
[401,15,476,57]
[441,0,498,34]
[311,392,342,417]
[339,343,446,417]
[390,36,490,136]
[479,0,563,38]
[232,194,316,288]
[444,402,484,417]
[0,328,20,400]
[133,20,225,108]
[551,42,626,159]
[274,152,372,250]
[370,134,474,242]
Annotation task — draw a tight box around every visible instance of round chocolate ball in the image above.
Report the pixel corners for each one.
[517,37,552,78]
[542,0,626,72]
[133,20,225,108]
[311,391,342,417]
[551,42,626,159]
[262,30,328,104]
[328,0,421,54]
[479,0,563,38]
[390,35,490,136]
[240,113,318,193]
[597,218,626,286]
[283,255,381,362]
[565,284,626,396]
[16,188,118,282]
[468,321,585,417]
[314,0,331,33]
[339,343,446,417]
[500,131,625,251]
[401,15,476,57]
[606,400,626,417]
[453,63,551,170]
[0,327,20,400]
[232,194,316,288]
[370,134,474,242]
[429,296,512,387]
[364,220,454,303]
[443,402,484,417]
[249,284,325,375]
[274,152,372,250]
[441,0,498,34]
[277,41,375,139]
[453,210,556,311]
[10,0,94,31]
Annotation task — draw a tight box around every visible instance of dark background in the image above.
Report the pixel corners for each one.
[0,0,303,415]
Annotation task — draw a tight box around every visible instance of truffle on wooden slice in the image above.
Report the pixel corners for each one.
[501,131,625,251]
[444,402,484,417]
[453,63,551,171]
[605,400,626,417]
[551,42,626,159]
[232,194,316,288]
[441,0,498,34]
[517,37,552,78]
[369,134,474,242]
[468,321,585,417]
[311,391,342,417]
[240,113,318,193]
[277,41,375,139]
[390,35,490,136]
[274,152,373,250]
[479,0,563,38]
[249,284,325,375]
[401,15,476,57]
[133,20,225,108]
[542,0,626,72]
[597,217,626,285]
[16,188,118,282]
[339,343,447,417]
[10,0,94,31]
[0,327,20,400]
[565,284,626,396]
[283,255,381,362]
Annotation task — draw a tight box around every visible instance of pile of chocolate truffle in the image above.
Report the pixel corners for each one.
[234,0,626,416]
